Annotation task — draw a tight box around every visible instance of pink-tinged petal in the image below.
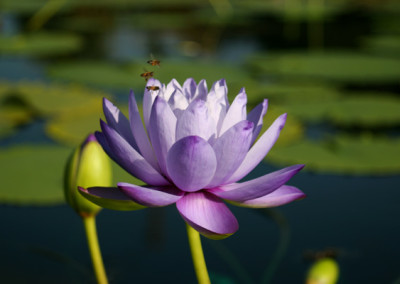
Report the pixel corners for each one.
[168,89,189,119]
[128,91,159,170]
[247,99,268,145]
[100,120,170,186]
[225,113,287,184]
[176,99,217,141]
[103,98,138,151]
[193,79,208,100]
[209,164,305,202]
[143,78,162,130]
[206,121,254,188]
[231,185,306,208]
[78,186,146,211]
[183,78,197,100]
[176,191,239,239]
[118,182,184,207]
[166,136,217,192]
[219,88,247,135]
[148,96,177,176]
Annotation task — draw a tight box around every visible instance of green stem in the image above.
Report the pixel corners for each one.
[82,215,108,284]
[186,224,211,284]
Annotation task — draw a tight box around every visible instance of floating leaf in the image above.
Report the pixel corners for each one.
[258,105,304,147]
[0,146,71,205]
[0,32,83,57]
[327,94,400,127]
[246,80,340,105]
[0,145,143,206]
[46,104,129,147]
[48,61,144,90]
[11,81,108,117]
[361,35,400,57]
[267,135,400,175]
[247,52,400,84]
[232,0,346,20]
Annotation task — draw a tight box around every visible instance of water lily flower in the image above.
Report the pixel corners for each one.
[80,78,305,239]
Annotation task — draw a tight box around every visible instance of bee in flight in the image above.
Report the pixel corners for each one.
[146,85,160,91]
[147,54,161,67]
[140,70,154,81]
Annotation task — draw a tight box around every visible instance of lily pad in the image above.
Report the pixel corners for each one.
[48,60,255,97]
[281,92,400,126]
[361,35,400,57]
[11,81,107,117]
[245,80,340,105]
[232,0,346,20]
[0,32,83,57]
[247,52,400,84]
[46,104,129,147]
[0,146,71,205]
[262,106,304,147]
[0,145,143,206]
[48,61,144,90]
[267,135,400,175]
[327,94,400,127]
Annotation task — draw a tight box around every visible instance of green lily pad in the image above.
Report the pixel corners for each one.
[247,52,400,84]
[46,104,130,147]
[48,61,144,90]
[0,146,71,205]
[327,94,400,127]
[257,105,304,147]
[12,81,107,117]
[0,145,144,206]
[361,35,400,57]
[48,60,255,96]
[0,32,83,57]
[267,135,400,175]
[245,80,340,105]
[232,0,346,20]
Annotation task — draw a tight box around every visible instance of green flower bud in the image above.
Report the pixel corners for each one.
[64,133,112,217]
[306,257,339,284]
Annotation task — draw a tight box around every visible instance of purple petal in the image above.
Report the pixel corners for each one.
[100,120,170,186]
[168,89,189,119]
[175,99,216,141]
[225,113,287,184]
[103,98,138,151]
[207,79,229,133]
[194,79,208,100]
[128,91,159,170]
[142,78,162,130]
[183,78,197,100]
[148,96,177,176]
[176,191,239,239]
[209,164,305,202]
[118,182,184,207]
[231,185,306,208]
[78,186,146,211]
[164,78,182,101]
[206,120,254,188]
[219,88,247,135]
[247,99,268,145]
[166,136,217,192]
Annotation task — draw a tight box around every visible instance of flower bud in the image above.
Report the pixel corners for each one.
[64,133,112,217]
[306,257,339,284]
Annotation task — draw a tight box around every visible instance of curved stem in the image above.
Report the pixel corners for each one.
[82,216,108,284]
[186,224,211,284]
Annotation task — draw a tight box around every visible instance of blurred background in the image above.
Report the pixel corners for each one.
[0,0,399,283]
